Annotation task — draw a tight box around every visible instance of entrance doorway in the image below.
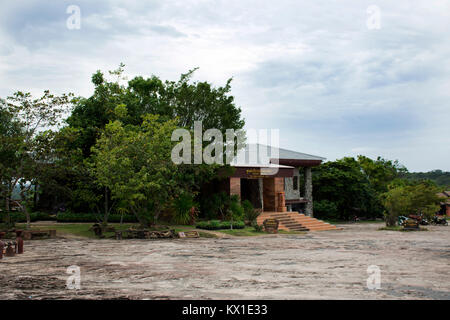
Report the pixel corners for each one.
[240,178,262,210]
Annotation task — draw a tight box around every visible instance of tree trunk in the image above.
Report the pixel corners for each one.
[4,196,11,224]
[385,214,396,227]
[131,205,147,228]
[5,196,10,212]
[20,205,31,230]
[103,187,109,226]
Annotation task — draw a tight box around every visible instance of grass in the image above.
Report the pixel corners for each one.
[218,226,265,237]
[16,222,140,239]
[378,225,428,232]
[15,222,216,239]
[324,219,384,224]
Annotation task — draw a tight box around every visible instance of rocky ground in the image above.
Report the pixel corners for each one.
[1,223,449,300]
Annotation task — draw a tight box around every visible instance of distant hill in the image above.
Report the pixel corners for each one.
[401,170,450,187]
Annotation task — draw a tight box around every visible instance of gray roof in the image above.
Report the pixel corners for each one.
[231,143,325,166]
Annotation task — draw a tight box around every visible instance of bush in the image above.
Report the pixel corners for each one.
[252,222,263,232]
[196,220,245,230]
[313,200,339,220]
[6,211,53,223]
[229,195,244,221]
[56,212,138,223]
[172,192,196,225]
[241,200,260,225]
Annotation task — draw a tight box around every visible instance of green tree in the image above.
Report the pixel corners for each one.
[0,91,73,227]
[67,65,245,156]
[91,112,180,226]
[64,65,244,216]
[313,157,379,220]
[357,155,407,193]
[382,180,441,226]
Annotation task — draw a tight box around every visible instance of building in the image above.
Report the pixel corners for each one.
[437,191,450,216]
[222,144,325,217]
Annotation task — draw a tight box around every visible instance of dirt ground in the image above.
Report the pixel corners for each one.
[1,223,449,300]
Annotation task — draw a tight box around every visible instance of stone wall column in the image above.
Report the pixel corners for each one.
[258,178,264,212]
[304,167,313,217]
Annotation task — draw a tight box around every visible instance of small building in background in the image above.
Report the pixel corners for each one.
[437,191,450,216]
[223,144,326,216]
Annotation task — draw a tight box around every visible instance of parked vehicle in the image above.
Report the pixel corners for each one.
[408,214,429,225]
[431,215,448,226]
[398,216,408,226]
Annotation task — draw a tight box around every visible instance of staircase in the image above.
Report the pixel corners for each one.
[257,212,339,232]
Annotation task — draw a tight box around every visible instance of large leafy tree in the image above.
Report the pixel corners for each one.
[313,156,406,220]
[0,91,73,227]
[0,104,22,214]
[67,65,245,156]
[313,157,379,220]
[91,111,181,226]
[357,155,407,193]
[382,180,441,226]
[63,65,244,216]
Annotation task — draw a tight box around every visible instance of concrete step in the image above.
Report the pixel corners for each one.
[257,212,339,232]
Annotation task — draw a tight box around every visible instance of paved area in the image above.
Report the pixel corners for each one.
[1,223,449,299]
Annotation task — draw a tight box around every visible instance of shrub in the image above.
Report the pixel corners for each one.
[252,222,263,232]
[314,200,339,220]
[195,220,245,230]
[7,211,53,223]
[56,212,138,223]
[241,200,260,225]
[229,195,244,222]
[172,192,196,225]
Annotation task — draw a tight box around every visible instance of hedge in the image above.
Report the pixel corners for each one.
[56,212,138,223]
[196,220,245,230]
[2,211,53,223]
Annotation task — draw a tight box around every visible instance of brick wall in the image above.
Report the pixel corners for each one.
[230,177,241,198]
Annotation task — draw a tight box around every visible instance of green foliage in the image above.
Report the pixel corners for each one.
[313,156,405,220]
[0,91,73,227]
[172,192,196,225]
[241,199,260,225]
[401,170,450,187]
[56,212,137,223]
[91,114,182,226]
[201,192,229,220]
[200,192,246,222]
[313,200,339,220]
[60,65,245,224]
[196,220,245,230]
[67,66,245,157]
[228,195,244,222]
[381,180,441,226]
[3,211,53,223]
[252,222,263,232]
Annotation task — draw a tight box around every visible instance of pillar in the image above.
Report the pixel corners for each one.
[230,177,241,199]
[258,178,264,211]
[304,167,313,217]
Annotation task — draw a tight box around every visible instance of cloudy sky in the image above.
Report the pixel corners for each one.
[1,0,449,171]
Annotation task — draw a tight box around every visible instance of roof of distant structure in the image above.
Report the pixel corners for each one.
[230,143,326,167]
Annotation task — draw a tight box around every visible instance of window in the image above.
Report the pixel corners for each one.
[293,176,298,190]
